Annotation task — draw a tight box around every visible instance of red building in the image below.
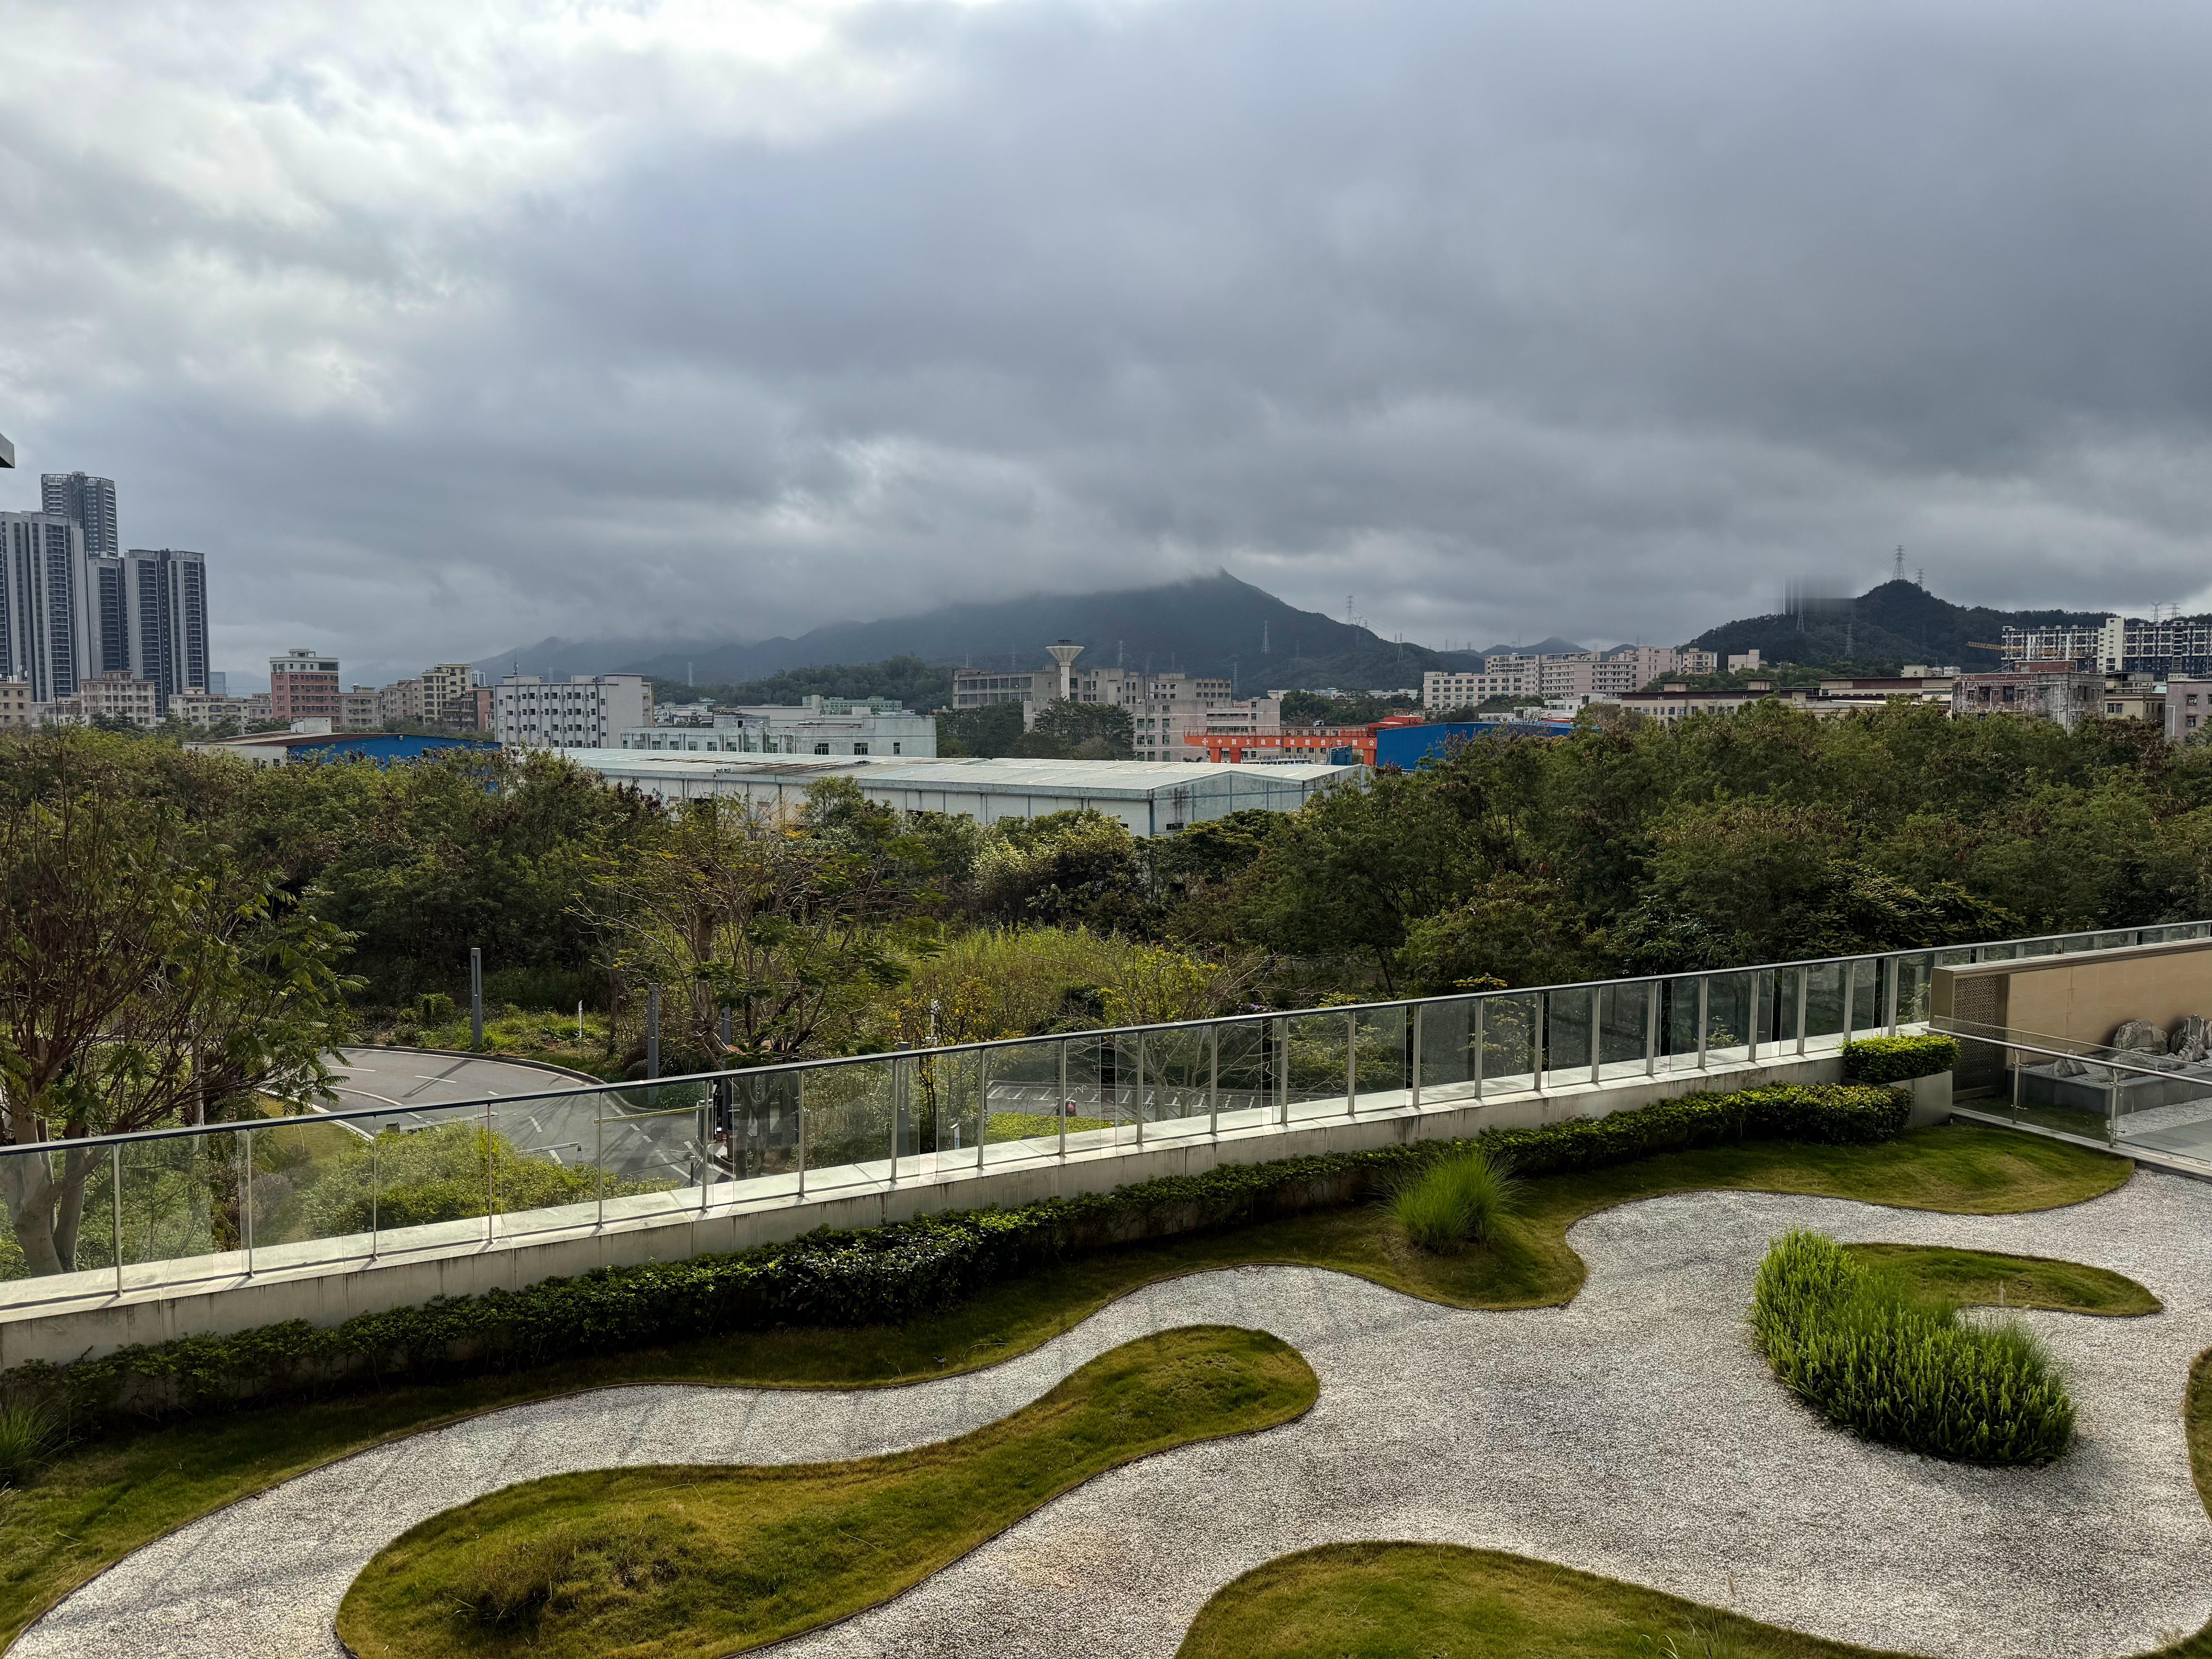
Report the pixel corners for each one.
[1184,715,1421,765]
[268,649,340,723]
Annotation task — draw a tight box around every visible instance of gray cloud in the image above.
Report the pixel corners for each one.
[3,0,2211,682]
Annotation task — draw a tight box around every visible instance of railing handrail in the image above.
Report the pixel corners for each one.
[4,919,2198,1159]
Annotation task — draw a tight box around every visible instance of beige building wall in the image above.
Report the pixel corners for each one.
[1931,937,2212,1049]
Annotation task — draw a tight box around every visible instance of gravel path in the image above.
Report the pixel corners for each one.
[21,1170,2212,1659]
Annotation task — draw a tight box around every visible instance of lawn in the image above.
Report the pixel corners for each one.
[0,1123,2135,1649]
[336,1325,1315,1659]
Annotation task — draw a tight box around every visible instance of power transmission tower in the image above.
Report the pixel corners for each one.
[1892,546,1906,583]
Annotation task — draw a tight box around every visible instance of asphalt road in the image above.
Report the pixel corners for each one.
[324,1048,706,1183]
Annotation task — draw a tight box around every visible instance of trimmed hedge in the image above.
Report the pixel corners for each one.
[1841,1034,1959,1085]
[3,1081,1905,1429]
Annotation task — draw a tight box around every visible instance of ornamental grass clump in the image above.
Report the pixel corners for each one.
[0,1398,59,1486]
[1750,1230,2073,1465]
[1390,1145,1518,1252]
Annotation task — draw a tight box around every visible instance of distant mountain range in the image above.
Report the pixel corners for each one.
[477,571,2153,708]
[484,571,1479,696]
[1688,581,2114,672]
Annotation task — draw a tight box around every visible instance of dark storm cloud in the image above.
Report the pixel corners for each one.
[3,0,2209,678]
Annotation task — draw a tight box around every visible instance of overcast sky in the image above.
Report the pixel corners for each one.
[5,0,2210,684]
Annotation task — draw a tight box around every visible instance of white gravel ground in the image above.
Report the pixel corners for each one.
[19,1169,2212,1659]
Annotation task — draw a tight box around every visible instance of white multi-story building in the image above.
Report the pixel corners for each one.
[170,690,273,727]
[621,697,935,758]
[951,641,1278,759]
[2002,614,2212,678]
[493,674,654,750]
[1424,644,1707,711]
[0,678,30,728]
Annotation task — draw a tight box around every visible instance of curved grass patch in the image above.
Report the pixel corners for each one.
[0,1124,2130,1650]
[1174,1541,1895,1659]
[335,1325,1315,1659]
[1844,1243,2159,1317]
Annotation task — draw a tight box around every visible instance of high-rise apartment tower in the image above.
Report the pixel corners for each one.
[41,472,118,557]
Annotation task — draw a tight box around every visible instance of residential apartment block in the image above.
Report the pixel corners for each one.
[492,674,652,750]
[1422,644,1714,711]
[0,678,31,728]
[0,512,91,701]
[269,650,341,722]
[2002,614,2212,678]
[170,690,273,727]
[40,472,118,556]
[72,670,161,729]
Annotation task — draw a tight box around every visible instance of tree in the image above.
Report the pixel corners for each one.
[0,732,355,1275]
[1030,698,1134,759]
[580,795,910,1070]
[970,810,1152,932]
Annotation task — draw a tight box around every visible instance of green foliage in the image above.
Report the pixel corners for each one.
[1031,697,1134,758]
[1842,1034,1959,1084]
[1278,690,1419,725]
[0,1081,1903,1429]
[1390,1144,1518,1252]
[655,656,953,713]
[934,701,1025,758]
[0,1400,60,1487]
[971,809,1149,930]
[286,1124,664,1237]
[1751,1230,2074,1465]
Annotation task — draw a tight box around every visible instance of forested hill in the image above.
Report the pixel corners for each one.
[1691,581,2113,673]
[485,571,1477,695]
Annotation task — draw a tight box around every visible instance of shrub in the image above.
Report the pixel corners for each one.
[0,1398,59,1486]
[1750,1230,2073,1465]
[1390,1145,1518,1252]
[1841,1034,1958,1085]
[3,1080,1905,1430]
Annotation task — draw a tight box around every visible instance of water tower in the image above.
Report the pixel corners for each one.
[1046,640,1084,699]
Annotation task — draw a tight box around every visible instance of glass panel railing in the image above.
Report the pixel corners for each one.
[797,1056,895,1194]
[1353,1005,1407,1107]
[1482,993,1539,1091]
[1414,995,1480,1103]
[1214,1017,1276,1132]
[120,1124,245,1280]
[1283,1011,1350,1119]
[978,1037,1072,1164]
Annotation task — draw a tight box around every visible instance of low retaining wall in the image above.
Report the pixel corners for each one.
[0,1052,1846,1370]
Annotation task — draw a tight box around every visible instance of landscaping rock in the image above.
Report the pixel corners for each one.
[2111,1020,2169,1054]
[2175,1016,2212,1062]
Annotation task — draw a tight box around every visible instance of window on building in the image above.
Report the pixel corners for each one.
[892,741,902,754]
[814,742,830,754]
[854,742,869,755]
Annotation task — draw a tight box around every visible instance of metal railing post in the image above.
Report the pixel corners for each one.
[370,1135,381,1257]
[111,1144,123,1294]
[699,1089,710,1213]
[1696,977,1709,1071]
[1842,961,1857,1043]
[1410,1004,1424,1110]
[1534,992,1548,1092]
[1589,987,1603,1085]
[1058,1040,1069,1160]
[596,1089,606,1228]
[889,1047,904,1186]
[1748,974,1761,1063]
[2010,1051,2021,1127]
[483,1099,495,1243]
[470,945,484,1052]
[976,1051,989,1171]
[1135,1032,1146,1147]
[1473,998,1487,1098]
[1795,969,1808,1056]
[1884,958,1900,1036]
[243,1127,256,1273]
[1277,1017,1290,1125]
[796,1072,807,1199]
[1209,1025,1221,1135]
[2108,1072,2119,1147]
[646,982,661,1083]
[1345,1012,1357,1116]
[1644,981,1659,1076]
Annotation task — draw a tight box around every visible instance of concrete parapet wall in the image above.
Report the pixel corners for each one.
[0,1051,1844,1371]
